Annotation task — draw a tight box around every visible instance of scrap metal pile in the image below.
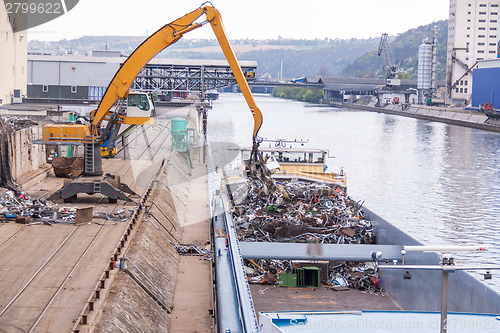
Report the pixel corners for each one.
[0,191,133,225]
[2,116,38,131]
[244,258,385,295]
[231,179,375,244]
[230,177,384,292]
[330,262,385,295]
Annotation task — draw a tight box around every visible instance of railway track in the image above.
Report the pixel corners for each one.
[0,224,27,248]
[0,222,112,332]
[0,115,176,332]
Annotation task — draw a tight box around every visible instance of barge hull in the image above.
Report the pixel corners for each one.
[367,206,500,314]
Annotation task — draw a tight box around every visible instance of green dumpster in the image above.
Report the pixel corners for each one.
[278,273,297,287]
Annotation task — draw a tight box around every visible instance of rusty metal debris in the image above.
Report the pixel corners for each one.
[245,259,288,285]
[92,209,135,222]
[330,262,385,295]
[0,191,132,224]
[230,178,385,292]
[2,117,38,131]
[231,180,374,244]
[244,257,385,294]
[174,244,211,255]
[52,157,84,178]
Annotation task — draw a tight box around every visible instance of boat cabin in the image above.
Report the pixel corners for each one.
[240,147,346,188]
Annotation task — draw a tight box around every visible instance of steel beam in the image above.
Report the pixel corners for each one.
[131,63,256,92]
[239,242,404,261]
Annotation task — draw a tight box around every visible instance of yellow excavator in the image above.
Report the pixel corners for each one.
[43,3,263,203]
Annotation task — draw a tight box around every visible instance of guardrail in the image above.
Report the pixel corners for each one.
[220,199,260,333]
[211,171,260,333]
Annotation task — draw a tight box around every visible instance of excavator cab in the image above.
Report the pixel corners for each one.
[98,92,155,158]
[126,92,155,118]
[121,91,155,125]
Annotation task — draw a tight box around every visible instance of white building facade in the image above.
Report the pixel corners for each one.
[0,5,27,105]
[447,0,500,104]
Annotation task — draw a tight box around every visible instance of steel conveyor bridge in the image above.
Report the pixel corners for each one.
[131,60,257,93]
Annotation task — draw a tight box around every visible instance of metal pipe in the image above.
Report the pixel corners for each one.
[441,271,449,333]
[240,242,403,261]
[403,245,489,252]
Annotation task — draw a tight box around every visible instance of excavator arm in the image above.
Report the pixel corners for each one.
[92,3,263,141]
[44,4,265,203]
[205,7,263,140]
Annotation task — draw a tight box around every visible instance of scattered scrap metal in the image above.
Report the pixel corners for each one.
[143,216,211,257]
[0,191,132,225]
[330,262,385,295]
[174,243,211,255]
[2,116,38,131]
[230,179,383,293]
[93,208,135,223]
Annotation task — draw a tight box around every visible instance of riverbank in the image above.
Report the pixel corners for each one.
[328,101,500,133]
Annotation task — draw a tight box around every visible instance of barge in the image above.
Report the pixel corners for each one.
[210,145,500,332]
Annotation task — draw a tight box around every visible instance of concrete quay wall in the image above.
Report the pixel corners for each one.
[338,102,500,133]
[7,125,46,182]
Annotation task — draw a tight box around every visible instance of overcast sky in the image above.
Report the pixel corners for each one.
[28,0,450,41]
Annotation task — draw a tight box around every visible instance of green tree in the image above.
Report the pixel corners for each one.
[272,87,323,104]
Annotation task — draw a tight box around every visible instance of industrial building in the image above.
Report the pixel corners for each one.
[0,5,27,105]
[446,0,500,105]
[27,55,123,101]
[27,55,257,101]
[471,57,500,108]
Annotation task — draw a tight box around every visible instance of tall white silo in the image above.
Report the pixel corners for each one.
[417,39,433,104]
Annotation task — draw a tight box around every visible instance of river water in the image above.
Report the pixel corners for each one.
[207,93,500,292]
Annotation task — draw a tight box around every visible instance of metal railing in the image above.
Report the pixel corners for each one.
[218,189,260,333]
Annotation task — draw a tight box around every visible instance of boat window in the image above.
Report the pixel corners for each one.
[242,150,326,164]
[263,151,325,164]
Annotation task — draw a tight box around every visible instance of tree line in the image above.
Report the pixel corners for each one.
[271,86,324,104]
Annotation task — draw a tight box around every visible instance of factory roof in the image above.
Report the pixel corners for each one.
[27,54,258,67]
[475,57,500,69]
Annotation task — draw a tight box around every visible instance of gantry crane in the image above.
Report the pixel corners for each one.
[378,33,398,79]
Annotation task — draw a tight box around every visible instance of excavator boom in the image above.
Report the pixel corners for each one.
[92,4,263,140]
[45,3,264,203]
[206,7,263,139]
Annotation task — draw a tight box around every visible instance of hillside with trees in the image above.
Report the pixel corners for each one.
[28,20,448,80]
[28,36,379,78]
[237,38,380,78]
[340,20,448,80]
